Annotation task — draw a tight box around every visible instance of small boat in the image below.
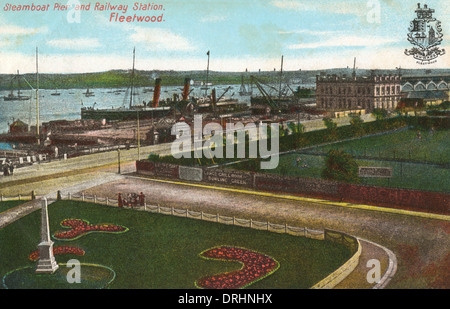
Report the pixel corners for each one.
[3,70,31,101]
[238,74,252,96]
[3,91,31,101]
[51,89,61,96]
[84,88,94,97]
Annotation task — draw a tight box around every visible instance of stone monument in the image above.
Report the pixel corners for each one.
[35,198,59,274]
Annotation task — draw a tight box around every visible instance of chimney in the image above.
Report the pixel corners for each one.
[152,78,161,108]
[182,77,190,101]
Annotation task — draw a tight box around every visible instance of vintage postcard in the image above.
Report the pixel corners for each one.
[0,0,448,300]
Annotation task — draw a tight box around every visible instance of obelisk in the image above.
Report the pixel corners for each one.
[35,198,59,273]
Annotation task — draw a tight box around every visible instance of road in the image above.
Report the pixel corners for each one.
[0,143,172,196]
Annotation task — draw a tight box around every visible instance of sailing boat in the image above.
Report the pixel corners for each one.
[83,88,94,97]
[3,70,31,101]
[51,89,61,96]
[239,74,252,96]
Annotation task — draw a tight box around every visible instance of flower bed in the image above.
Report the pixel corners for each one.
[28,246,86,261]
[53,219,129,241]
[196,246,279,289]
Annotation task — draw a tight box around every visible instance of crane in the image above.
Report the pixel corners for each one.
[250,75,281,112]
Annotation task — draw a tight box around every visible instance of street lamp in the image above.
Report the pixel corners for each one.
[117,149,121,174]
[137,111,140,161]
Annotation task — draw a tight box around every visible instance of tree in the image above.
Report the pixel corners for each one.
[321,149,360,183]
[372,108,388,121]
[439,101,450,110]
[294,87,313,98]
[350,114,365,137]
[148,153,160,162]
[322,117,338,141]
[278,123,288,137]
[287,121,306,148]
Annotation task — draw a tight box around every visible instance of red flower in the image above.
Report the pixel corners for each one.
[53,218,128,240]
[196,246,279,289]
[28,246,85,261]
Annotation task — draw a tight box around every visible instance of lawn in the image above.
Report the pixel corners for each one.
[230,128,450,192]
[268,153,449,192]
[308,129,450,164]
[0,200,28,214]
[0,201,351,289]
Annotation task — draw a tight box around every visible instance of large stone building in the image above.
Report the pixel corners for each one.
[315,72,403,112]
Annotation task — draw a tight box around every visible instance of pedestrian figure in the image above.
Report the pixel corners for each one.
[139,192,145,206]
[296,157,301,167]
[8,161,14,175]
[127,193,132,207]
[3,164,9,176]
[130,193,137,209]
[118,193,123,208]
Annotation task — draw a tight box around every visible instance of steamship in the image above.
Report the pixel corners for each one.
[81,49,172,121]
[81,77,172,121]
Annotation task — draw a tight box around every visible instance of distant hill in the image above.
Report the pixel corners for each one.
[0,68,449,90]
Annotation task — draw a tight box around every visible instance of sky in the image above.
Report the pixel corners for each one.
[0,0,448,73]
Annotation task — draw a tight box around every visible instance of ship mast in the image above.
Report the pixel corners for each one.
[278,55,284,99]
[17,70,22,97]
[205,50,210,96]
[129,47,136,109]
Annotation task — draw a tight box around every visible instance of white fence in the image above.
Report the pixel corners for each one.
[65,192,325,240]
[0,193,33,202]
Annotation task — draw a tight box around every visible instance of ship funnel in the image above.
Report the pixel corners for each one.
[152,78,161,108]
[182,78,190,101]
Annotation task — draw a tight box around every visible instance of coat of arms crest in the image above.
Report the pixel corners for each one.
[404,3,445,64]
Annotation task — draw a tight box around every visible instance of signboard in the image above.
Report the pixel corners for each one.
[203,168,253,187]
[135,161,156,176]
[254,174,300,193]
[155,162,179,179]
[179,166,203,182]
[358,167,393,178]
[298,178,339,195]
